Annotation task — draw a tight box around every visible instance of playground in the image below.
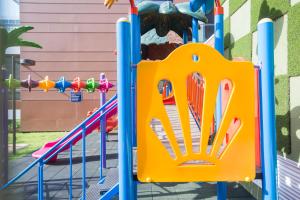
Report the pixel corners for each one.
[3,133,255,199]
[1,0,300,199]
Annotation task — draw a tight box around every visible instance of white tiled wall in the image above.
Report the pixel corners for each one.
[291,0,300,6]
[274,15,288,76]
[251,31,258,65]
[223,0,230,19]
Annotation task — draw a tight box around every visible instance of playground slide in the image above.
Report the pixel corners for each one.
[163,94,175,105]
[32,100,118,162]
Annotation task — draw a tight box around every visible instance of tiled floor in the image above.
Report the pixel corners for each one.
[1,132,255,200]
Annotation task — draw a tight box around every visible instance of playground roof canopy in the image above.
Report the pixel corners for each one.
[138,0,207,40]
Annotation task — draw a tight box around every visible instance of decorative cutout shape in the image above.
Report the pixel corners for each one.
[137,43,255,182]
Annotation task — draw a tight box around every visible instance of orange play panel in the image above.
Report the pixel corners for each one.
[137,43,256,182]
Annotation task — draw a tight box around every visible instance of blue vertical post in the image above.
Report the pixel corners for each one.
[130,7,140,200]
[257,18,278,200]
[189,0,202,43]
[38,161,44,200]
[214,5,227,200]
[130,7,141,148]
[183,30,188,44]
[192,18,199,43]
[81,125,87,200]
[214,6,224,55]
[117,18,135,200]
[69,144,73,199]
[190,0,199,62]
[200,4,206,42]
[166,84,169,97]
[100,73,107,170]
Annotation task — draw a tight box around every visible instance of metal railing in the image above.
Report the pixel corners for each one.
[0,94,118,200]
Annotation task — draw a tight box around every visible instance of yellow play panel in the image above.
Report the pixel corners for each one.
[137,43,256,182]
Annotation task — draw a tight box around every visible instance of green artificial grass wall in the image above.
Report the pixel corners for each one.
[224,18,230,49]
[227,33,252,60]
[275,75,291,154]
[221,0,227,5]
[251,0,290,32]
[288,4,300,76]
[229,0,247,15]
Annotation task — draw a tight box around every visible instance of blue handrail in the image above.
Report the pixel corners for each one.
[69,144,73,199]
[40,101,116,199]
[43,102,117,163]
[0,94,117,191]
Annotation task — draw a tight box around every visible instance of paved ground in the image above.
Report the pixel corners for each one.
[8,144,29,154]
[1,132,255,200]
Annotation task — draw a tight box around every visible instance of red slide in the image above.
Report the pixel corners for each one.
[32,100,118,162]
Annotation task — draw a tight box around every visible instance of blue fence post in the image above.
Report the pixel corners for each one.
[38,161,44,200]
[166,84,169,97]
[130,7,141,148]
[192,18,199,43]
[69,144,73,199]
[100,73,107,181]
[257,18,278,200]
[130,7,140,200]
[214,5,227,200]
[81,124,87,200]
[117,17,135,200]
[183,30,188,44]
[190,0,199,43]
[200,4,206,42]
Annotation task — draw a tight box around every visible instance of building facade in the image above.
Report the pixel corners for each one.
[19,0,130,131]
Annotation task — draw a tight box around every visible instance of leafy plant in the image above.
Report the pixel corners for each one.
[0,26,42,66]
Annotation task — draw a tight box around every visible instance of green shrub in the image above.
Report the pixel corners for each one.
[8,120,20,132]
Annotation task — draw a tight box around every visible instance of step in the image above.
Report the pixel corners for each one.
[86,168,119,200]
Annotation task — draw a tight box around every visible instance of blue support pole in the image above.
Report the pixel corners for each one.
[183,30,188,44]
[214,7,224,55]
[200,4,206,42]
[190,1,199,61]
[214,6,227,200]
[257,18,278,200]
[117,18,135,200]
[100,73,107,176]
[166,84,169,97]
[38,161,44,200]
[81,125,87,200]
[69,144,73,199]
[130,9,141,148]
[192,18,199,43]
[130,8,141,200]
